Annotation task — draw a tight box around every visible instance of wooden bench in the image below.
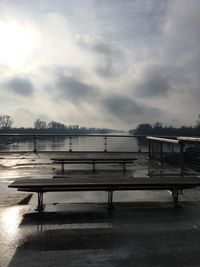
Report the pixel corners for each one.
[8,176,200,212]
[51,157,137,173]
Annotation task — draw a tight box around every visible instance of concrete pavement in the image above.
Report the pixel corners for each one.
[1,152,200,266]
[1,201,200,267]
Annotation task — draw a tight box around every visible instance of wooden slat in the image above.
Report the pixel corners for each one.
[51,157,137,161]
[9,177,200,189]
[53,160,135,163]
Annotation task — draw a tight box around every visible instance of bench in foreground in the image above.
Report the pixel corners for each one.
[8,176,200,212]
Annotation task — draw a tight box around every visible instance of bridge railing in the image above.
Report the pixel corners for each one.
[1,134,199,174]
[147,136,200,175]
[177,137,200,174]
[0,133,148,153]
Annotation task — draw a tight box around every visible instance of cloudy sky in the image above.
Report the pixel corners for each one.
[0,0,199,129]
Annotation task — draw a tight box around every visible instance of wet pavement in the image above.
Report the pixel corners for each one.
[1,152,200,266]
[1,202,200,267]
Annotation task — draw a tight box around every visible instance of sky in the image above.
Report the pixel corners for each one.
[0,0,200,130]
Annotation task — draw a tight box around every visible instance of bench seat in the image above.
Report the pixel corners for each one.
[9,176,200,212]
[51,157,137,172]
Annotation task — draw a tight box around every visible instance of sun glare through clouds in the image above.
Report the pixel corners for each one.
[0,19,39,67]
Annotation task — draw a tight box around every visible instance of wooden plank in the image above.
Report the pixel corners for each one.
[17,186,197,193]
[53,175,133,179]
[9,177,200,189]
[53,160,135,163]
[51,156,137,161]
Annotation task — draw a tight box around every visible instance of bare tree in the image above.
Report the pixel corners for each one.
[196,114,200,128]
[48,121,65,131]
[34,119,47,130]
[0,115,13,129]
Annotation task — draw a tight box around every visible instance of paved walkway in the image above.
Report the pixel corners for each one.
[0,152,200,266]
[1,201,200,267]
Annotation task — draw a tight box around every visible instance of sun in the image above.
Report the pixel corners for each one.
[0,19,39,67]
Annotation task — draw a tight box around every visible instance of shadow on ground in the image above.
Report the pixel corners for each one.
[7,203,200,267]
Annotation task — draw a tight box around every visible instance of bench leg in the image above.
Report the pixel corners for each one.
[179,189,183,195]
[172,189,179,208]
[36,192,45,212]
[108,191,114,209]
[61,163,64,173]
[92,163,96,172]
[123,163,126,173]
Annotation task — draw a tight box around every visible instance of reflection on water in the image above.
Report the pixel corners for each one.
[5,135,143,152]
[2,134,181,153]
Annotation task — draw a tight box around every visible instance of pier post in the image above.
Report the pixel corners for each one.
[104,136,108,152]
[108,191,114,209]
[69,136,72,152]
[160,142,163,165]
[172,189,179,208]
[36,192,44,212]
[148,139,151,159]
[33,135,37,153]
[180,140,184,176]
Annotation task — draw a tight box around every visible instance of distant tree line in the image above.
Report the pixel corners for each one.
[0,116,113,134]
[32,119,112,134]
[130,116,200,137]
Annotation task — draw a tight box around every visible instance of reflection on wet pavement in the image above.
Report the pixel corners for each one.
[1,151,200,266]
[1,204,200,267]
[0,206,27,267]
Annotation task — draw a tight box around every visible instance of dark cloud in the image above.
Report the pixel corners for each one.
[94,57,121,79]
[101,94,161,122]
[76,35,113,56]
[76,35,124,78]
[4,77,34,96]
[95,61,115,78]
[162,1,200,100]
[93,0,168,48]
[56,74,99,102]
[53,66,86,80]
[135,66,172,98]
[93,42,113,55]
[103,95,142,115]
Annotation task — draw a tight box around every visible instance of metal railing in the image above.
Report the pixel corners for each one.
[177,137,200,174]
[1,133,199,175]
[0,133,146,153]
[147,136,200,175]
